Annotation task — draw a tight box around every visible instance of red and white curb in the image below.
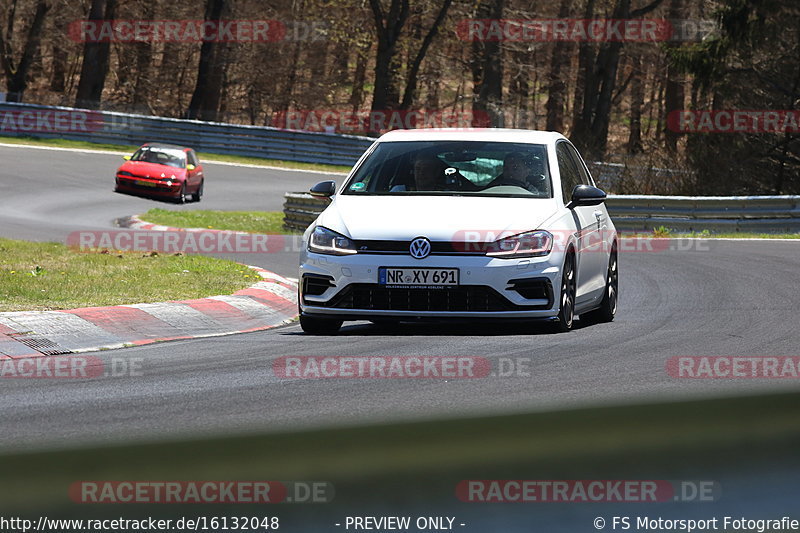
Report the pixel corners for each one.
[0,266,298,359]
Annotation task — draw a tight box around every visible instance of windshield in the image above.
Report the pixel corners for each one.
[343,141,552,198]
[131,146,187,169]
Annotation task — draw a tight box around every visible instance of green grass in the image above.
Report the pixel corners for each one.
[622,228,800,239]
[0,238,255,312]
[0,135,140,154]
[0,134,351,174]
[140,208,298,234]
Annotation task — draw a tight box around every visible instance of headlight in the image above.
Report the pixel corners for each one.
[308,226,357,256]
[486,230,553,258]
[117,171,133,177]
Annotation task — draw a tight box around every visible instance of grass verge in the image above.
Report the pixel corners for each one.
[140,208,298,234]
[0,134,351,174]
[0,238,255,312]
[625,226,800,239]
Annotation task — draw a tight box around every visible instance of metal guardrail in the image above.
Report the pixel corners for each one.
[0,102,375,166]
[284,192,800,233]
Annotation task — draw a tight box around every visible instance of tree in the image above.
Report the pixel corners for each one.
[0,0,49,102]
[673,0,800,194]
[545,0,573,132]
[471,0,504,127]
[663,0,685,152]
[571,0,665,158]
[74,0,116,109]
[368,0,453,113]
[185,0,231,121]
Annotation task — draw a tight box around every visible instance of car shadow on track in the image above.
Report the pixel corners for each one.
[285,318,600,337]
[113,189,184,204]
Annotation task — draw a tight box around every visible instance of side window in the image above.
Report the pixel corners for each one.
[565,143,593,186]
[187,151,198,166]
[556,143,581,204]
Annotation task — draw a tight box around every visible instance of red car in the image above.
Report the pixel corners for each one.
[114,143,204,203]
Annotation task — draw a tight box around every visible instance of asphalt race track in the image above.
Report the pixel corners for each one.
[1,143,799,453]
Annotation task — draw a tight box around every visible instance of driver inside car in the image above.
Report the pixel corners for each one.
[486,152,545,193]
[413,153,447,191]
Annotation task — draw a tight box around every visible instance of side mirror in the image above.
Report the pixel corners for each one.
[122,155,131,161]
[310,180,337,198]
[186,164,196,171]
[567,184,606,209]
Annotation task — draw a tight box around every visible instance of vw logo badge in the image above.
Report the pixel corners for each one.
[409,237,431,259]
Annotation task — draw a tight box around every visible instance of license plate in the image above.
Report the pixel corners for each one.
[379,267,459,288]
[136,180,157,187]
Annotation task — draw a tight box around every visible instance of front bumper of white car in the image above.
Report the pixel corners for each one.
[299,248,564,320]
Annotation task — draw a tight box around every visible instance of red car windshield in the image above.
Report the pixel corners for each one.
[131,147,187,169]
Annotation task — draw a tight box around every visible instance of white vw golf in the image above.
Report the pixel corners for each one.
[298,129,618,334]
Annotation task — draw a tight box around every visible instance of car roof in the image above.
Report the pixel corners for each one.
[375,128,567,145]
[141,143,191,152]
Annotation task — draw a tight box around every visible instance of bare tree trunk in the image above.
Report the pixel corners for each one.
[132,1,155,111]
[572,0,664,157]
[664,0,685,152]
[74,0,116,109]
[399,0,453,109]
[471,0,504,127]
[546,0,572,132]
[50,46,67,92]
[570,0,597,142]
[369,0,409,113]
[0,0,49,102]
[627,53,644,153]
[350,45,369,112]
[185,0,231,121]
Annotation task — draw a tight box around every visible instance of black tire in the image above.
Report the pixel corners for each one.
[551,251,576,333]
[300,314,343,335]
[177,183,188,204]
[585,246,618,324]
[191,180,204,202]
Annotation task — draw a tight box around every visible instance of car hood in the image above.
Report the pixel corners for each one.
[318,195,560,242]
[118,161,185,178]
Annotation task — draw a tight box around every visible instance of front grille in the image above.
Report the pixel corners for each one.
[318,284,546,312]
[353,240,487,255]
